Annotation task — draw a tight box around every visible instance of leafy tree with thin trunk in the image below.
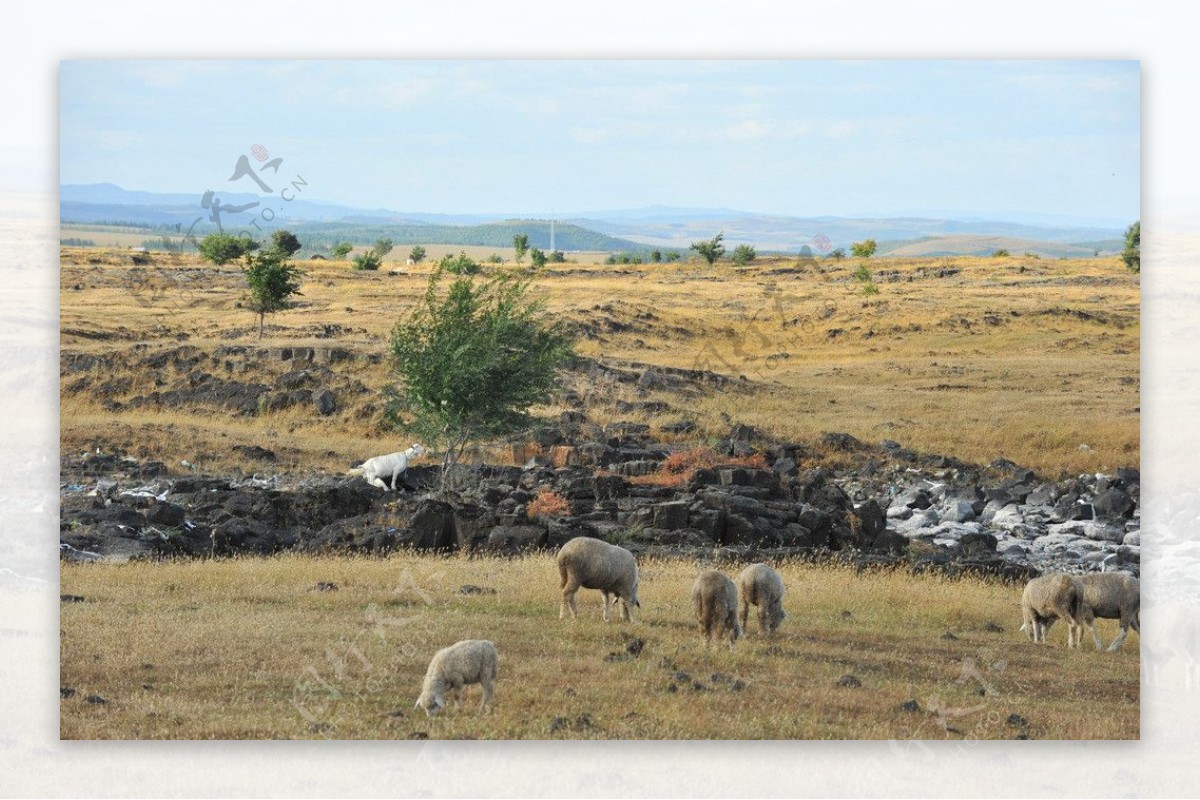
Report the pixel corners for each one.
[530,248,547,269]
[513,234,530,265]
[388,269,575,488]
[409,245,427,264]
[1122,221,1140,273]
[373,238,394,258]
[690,232,725,265]
[199,232,258,265]
[330,242,353,259]
[270,229,302,257]
[244,247,302,338]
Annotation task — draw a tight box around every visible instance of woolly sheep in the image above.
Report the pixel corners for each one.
[1020,573,1082,647]
[737,562,786,636]
[349,443,426,491]
[692,569,743,648]
[414,639,497,716]
[1074,572,1140,652]
[556,536,640,622]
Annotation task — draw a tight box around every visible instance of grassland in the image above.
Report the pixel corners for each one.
[59,247,1139,476]
[59,554,1139,740]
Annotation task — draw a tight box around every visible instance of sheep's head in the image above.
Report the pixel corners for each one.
[769,605,787,631]
[415,692,444,716]
[410,443,428,458]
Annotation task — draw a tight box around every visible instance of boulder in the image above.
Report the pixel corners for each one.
[485,525,547,554]
[653,501,690,531]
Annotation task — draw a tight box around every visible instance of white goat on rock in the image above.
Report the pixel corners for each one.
[348,444,426,491]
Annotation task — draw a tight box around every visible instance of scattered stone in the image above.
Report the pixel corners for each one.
[1007,713,1029,728]
[60,594,86,603]
[314,581,338,592]
[672,670,692,683]
[625,638,645,656]
[60,687,76,699]
[941,630,959,641]
[837,675,862,688]
[730,679,747,691]
[841,610,853,619]
[84,694,108,705]
[408,731,429,740]
[900,700,921,712]
[308,722,333,733]
[984,621,1004,633]
[458,584,498,595]
[667,683,678,693]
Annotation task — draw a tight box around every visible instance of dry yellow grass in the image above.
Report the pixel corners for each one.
[59,246,1138,476]
[59,554,1139,740]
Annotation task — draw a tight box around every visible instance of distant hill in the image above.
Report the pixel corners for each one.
[874,235,1123,259]
[59,183,1128,257]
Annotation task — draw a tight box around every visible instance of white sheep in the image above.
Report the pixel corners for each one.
[738,562,786,636]
[414,639,497,716]
[556,536,640,622]
[348,443,426,491]
[1020,573,1082,647]
[1074,572,1140,652]
[692,569,743,648]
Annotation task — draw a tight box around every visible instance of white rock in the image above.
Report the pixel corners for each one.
[938,499,976,523]
[1123,530,1141,546]
[990,505,1025,529]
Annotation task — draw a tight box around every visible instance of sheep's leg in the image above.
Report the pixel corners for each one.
[480,675,494,713]
[601,591,613,623]
[618,595,633,622]
[739,600,749,635]
[561,577,580,619]
[1108,625,1129,652]
[1088,621,1104,650]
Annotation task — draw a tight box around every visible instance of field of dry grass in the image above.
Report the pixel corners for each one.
[59,246,1138,476]
[60,554,1139,740]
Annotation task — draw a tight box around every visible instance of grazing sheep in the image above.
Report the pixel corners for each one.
[556,536,640,622]
[348,443,426,491]
[1020,573,1082,647]
[414,640,497,716]
[1074,572,1140,652]
[737,562,786,636]
[692,569,743,648]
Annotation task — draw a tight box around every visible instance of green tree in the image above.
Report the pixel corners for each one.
[198,232,258,265]
[409,245,427,264]
[850,239,877,258]
[244,249,302,338]
[270,229,302,257]
[1122,221,1140,273]
[352,251,383,271]
[664,251,681,263]
[690,232,726,265]
[731,244,756,266]
[991,248,1011,258]
[530,248,547,269]
[513,234,530,265]
[373,238,395,258]
[650,249,662,263]
[388,269,575,485]
[330,242,353,259]
[548,250,566,263]
[828,248,846,261]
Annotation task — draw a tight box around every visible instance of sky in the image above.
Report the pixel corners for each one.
[59,60,1140,225]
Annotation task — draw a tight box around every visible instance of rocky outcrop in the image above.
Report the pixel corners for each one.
[59,429,1139,579]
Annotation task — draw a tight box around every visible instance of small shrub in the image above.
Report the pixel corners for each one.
[862,280,880,296]
[852,263,872,282]
[439,252,481,275]
[850,239,877,258]
[664,252,681,262]
[991,249,1010,258]
[352,251,383,271]
[330,242,353,259]
[548,250,566,263]
[530,248,547,269]
[527,488,570,519]
[487,254,503,264]
[828,248,846,261]
[731,244,756,266]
